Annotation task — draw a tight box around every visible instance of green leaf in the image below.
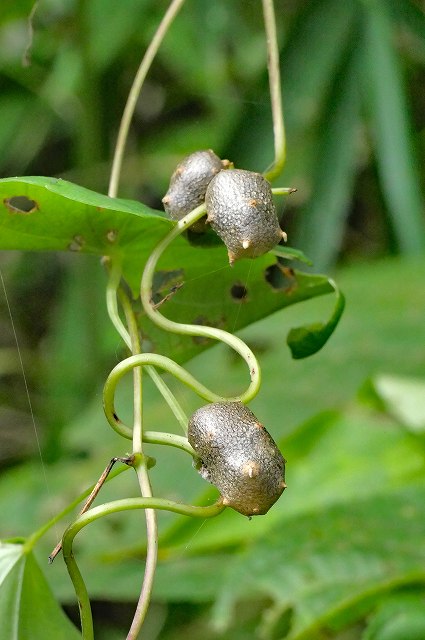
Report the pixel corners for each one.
[365,374,425,434]
[141,252,334,365]
[295,35,362,269]
[0,541,80,639]
[0,176,336,364]
[212,485,425,638]
[0,176,172,295]
[363,0,425,254]
[286,280,345,359]
[363,592,425,640]
[271,246,313,266]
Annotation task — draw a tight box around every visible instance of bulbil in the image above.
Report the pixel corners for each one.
[188,401,286,516]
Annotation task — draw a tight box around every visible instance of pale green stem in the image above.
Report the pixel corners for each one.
[62,497,225,640]
[140,205,262,404]
[272,187,296,196]
[64,547,94,640]
[118,275,159,640]
[118,285,189,432]
[128,462,157,639]
[63,497,225,543]
[106,261,188,432]
[144,430,195,456]
[120,282,144,453]
[108,0,186,198]
[262,0,286,182]
[106,260,132,349]
[103,352,252,439]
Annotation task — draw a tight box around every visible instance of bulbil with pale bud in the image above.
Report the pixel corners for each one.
[162,149,230,229]
[188,401,286,517]
[205,168,286,264]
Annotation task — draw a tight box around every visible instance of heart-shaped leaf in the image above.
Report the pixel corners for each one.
[0,177,340,363]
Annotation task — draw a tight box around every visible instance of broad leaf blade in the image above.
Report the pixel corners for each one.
[363,593,425,640]
[0,176,172,295]
[212,485,425,638]
[143,251,334,364]
[365,375,425,434]
[151,399,425,562]
[0,176,336,364]
[0,542,80,639]
[363,1,425,253]
[295,37,361,269]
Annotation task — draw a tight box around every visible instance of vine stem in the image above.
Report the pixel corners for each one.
[104,352,251,438]
[108,0,186,198]
[106,260,188,433]
[61,497,225,640]
[140,204,262,404]
[119,274,159,640]
[262,0,286,182]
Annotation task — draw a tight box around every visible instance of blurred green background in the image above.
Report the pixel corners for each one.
[1,1,425,639]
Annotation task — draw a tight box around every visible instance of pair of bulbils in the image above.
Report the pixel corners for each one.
[162,149,287,265]
[162,151,287,516]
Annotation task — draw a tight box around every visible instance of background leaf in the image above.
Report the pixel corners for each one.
[363,374,425,434]
[0,542,80,639]
[363,592,425,640]
[212,484,425,639]
[293,32,362,269]
[362,0,425,253]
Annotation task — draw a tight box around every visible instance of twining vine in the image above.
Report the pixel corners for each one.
[31,1,344,639]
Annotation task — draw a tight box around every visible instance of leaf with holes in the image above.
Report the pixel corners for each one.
[0,176,340,363]
[0,176,172,295]
[0,541,80,639]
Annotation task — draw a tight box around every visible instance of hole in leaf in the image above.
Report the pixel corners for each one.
[4,196,38,214]
[68,235,85,251]
[265,263,296,292]
[106,229,118,243]
[230,282,248,301]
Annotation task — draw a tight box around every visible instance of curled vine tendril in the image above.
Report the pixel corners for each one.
[103,204,262,443]
[59,1,288,637]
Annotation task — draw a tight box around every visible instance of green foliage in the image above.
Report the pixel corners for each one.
[0,176,335,368]
[1,254,425,638]
[286,283,345,359]
[363,594,425,640]
[0,542,80,639]
[0,0,424,638]
[1,0,424,265]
